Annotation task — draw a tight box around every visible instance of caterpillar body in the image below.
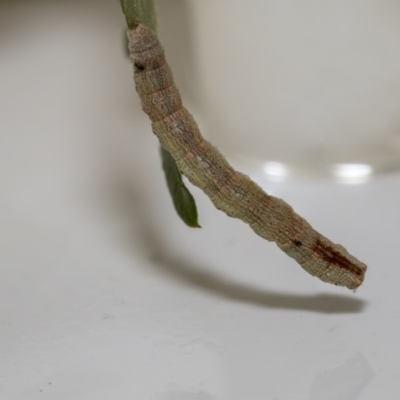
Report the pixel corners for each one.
[127,24,367,290]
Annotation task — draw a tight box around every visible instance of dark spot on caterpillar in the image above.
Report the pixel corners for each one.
[134,62,145,71]
[294,240,302,247]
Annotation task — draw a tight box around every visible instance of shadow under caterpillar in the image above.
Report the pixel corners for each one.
[127,24,367,290]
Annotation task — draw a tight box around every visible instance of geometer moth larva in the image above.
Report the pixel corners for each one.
[127,24,367,290]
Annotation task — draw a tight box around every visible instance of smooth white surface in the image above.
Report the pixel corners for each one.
[0,1,399,399]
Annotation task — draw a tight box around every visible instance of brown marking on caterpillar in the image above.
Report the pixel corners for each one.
[127,24,367,290]
[313,239,364,276]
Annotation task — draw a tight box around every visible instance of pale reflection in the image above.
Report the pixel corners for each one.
[263,161,289,180]
[332,163,373,184]
[309,353,375,400]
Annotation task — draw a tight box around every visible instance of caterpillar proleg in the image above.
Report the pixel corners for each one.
[127,24,367,290]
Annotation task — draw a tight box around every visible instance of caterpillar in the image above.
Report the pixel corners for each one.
[127,23,367,290]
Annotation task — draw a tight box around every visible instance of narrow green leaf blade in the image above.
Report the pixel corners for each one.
[161,147,200,228]
[120,0,157,31]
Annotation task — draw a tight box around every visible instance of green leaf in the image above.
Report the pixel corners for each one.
[161,147,200,228]
[120,0,157,31]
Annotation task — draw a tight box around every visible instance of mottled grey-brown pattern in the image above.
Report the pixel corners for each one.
[127,24,367,290]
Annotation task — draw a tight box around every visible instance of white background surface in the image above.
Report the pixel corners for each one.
[1,1,399,399]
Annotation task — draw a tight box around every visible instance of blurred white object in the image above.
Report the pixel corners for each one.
[184,0,400,179]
